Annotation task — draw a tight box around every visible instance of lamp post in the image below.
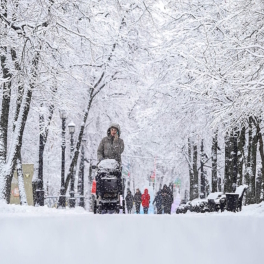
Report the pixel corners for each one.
[68,121,76,208]
[36,113,45,206]
[78,136,86,207]
[58,109,67,208]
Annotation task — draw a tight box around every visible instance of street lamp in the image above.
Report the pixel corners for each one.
[58,109,67,208]
[68,121,76,208]
[78,135,86,207]
[68,121,76,134]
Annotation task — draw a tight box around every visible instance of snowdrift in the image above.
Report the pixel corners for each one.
[0,201,264,264]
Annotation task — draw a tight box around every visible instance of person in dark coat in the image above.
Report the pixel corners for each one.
[134,188,142,214]
[125,190,134,214]
[153,190,163,214]
[97,123,124,164]
[141,188,150,214]
[162,184,173,214]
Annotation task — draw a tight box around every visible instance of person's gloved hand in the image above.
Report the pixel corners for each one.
[114,133,118,142]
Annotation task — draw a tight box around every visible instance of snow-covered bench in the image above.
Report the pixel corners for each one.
[235,184,248,211]
[207,192,223,212]
[226,185,248,212]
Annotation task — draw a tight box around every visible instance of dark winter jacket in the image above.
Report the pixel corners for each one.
[162,185,173,207]
[97,123,124,163]
[125,191,134,209]
[141,189,150,208]
[153,191,163,208]
[134,191,142,204]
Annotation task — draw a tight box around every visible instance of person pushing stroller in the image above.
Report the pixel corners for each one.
[94,123,125,213]
[97,123,124,164]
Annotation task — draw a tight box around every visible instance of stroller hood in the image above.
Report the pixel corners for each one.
[98,159,119,172]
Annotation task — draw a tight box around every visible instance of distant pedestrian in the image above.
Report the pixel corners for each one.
[125,190,134,214]
[153,190,163,214]
[134,188,142,214]
[141,188,150,214]
[162,185,173,214]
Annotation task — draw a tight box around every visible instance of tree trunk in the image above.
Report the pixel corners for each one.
[0,72,11,162]
[211,131,218,192]
[11,47,27,205]
[256,122,264,202]
[245,118,253,204]
[255,169,262,204]
[200,139,205,198]
[224,133,233,193]
[36,112,45,206]
[237,127,245,186]
[251,127,258,203]
[16,152,27,205]
[35,87,56,206]
[217,177,222,192]
[188,138,194,200]
[0,0,11,163]
[245,117,258,204]
[77,145,85,207]
[232,129,238,188]
[193,143,198,199]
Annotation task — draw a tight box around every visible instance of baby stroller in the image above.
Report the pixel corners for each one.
[93,159,125,214]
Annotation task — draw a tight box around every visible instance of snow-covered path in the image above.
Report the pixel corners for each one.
[1,202,263,264]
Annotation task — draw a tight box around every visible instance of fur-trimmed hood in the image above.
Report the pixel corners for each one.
[107,123,121,136]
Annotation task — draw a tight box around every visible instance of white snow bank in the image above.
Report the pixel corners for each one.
[207,192,223,199]
[0,201,264,264]
[0,200,89,216]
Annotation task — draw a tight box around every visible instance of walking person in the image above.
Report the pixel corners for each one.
[125,189,134,214]
[162,184,173,214]
[134,188,142,214]
[153,190,163,214]
[141,188,150,214]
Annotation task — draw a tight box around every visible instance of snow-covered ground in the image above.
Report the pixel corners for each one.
[1,201,263,264]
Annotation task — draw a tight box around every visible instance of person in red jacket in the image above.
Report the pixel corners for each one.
[141,189,150,214]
